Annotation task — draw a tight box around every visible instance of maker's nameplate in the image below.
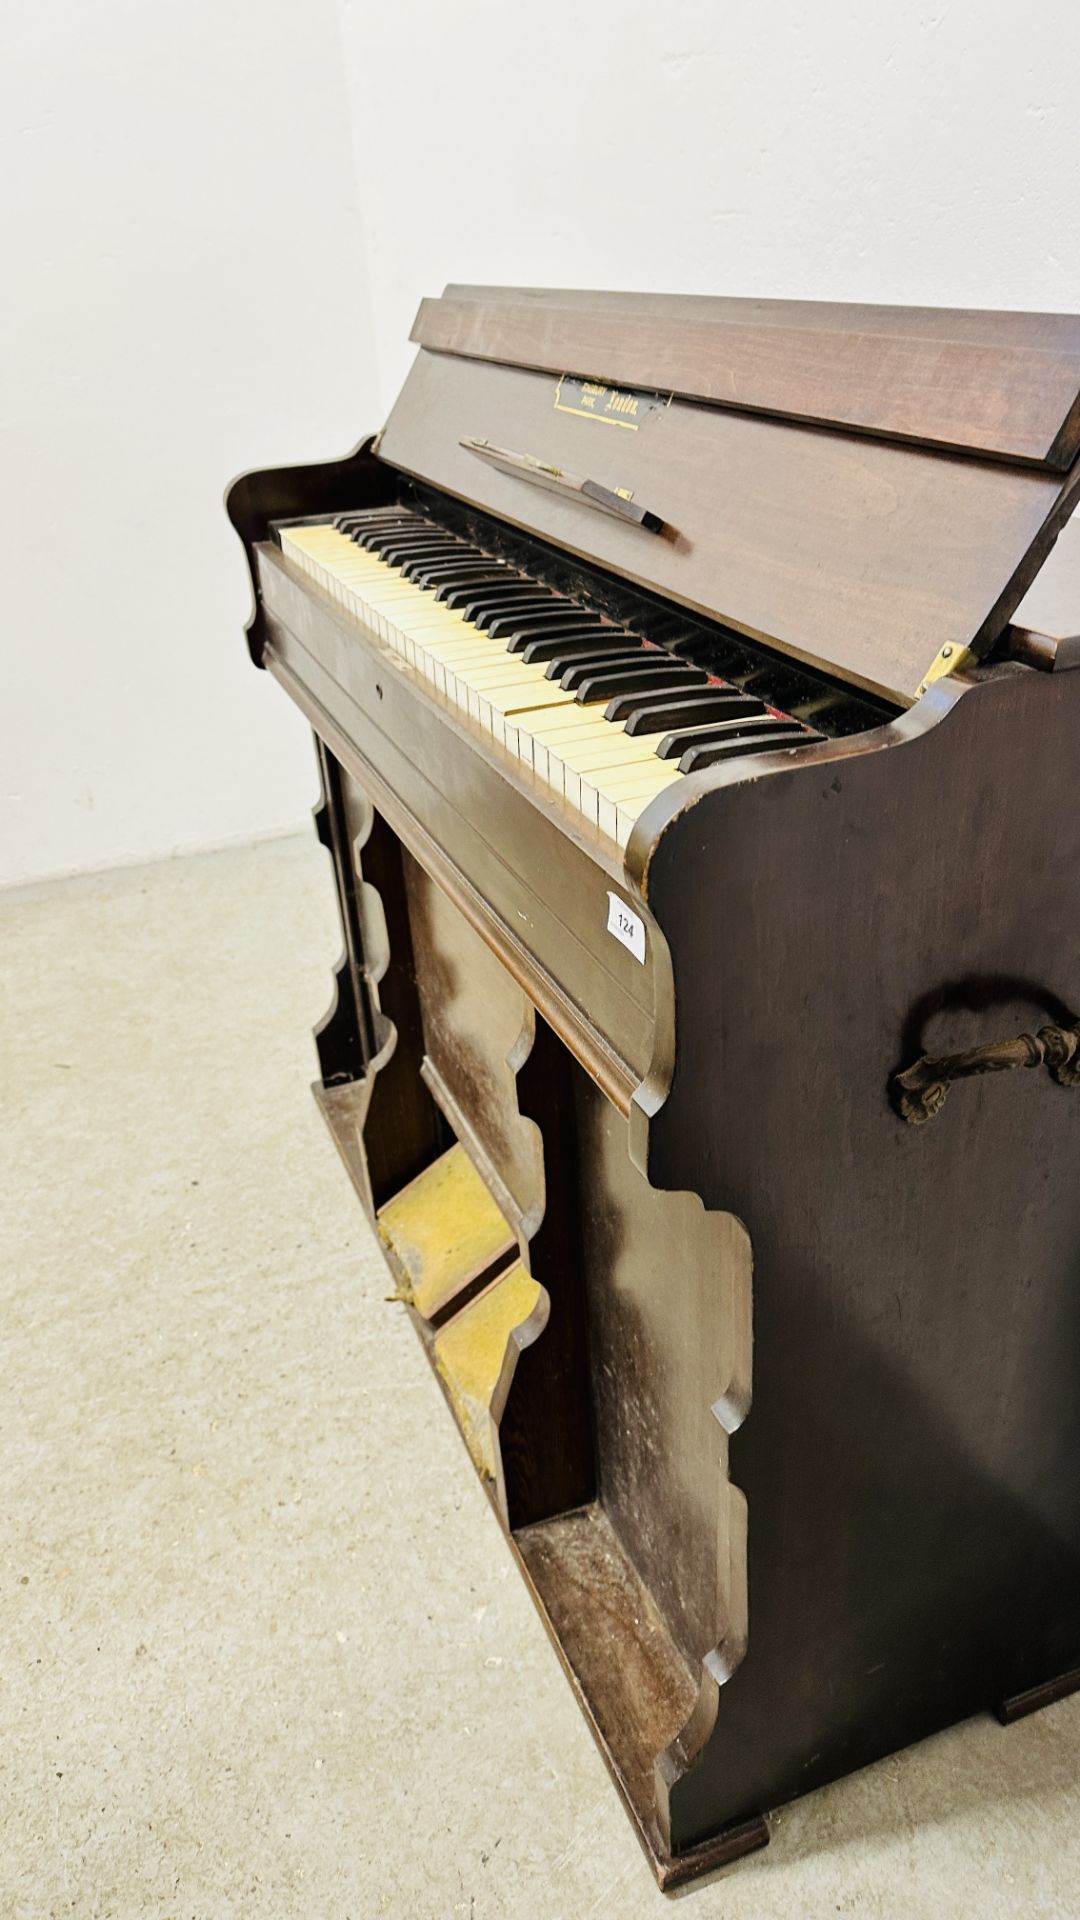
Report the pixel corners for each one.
[555,375,670,431]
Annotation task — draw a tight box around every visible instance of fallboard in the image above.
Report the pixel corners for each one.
[377,342,1080,707]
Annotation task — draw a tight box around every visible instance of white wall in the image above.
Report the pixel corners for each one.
[339,0,1080,415]
[2,0,377,887]
[5,0,1079,885]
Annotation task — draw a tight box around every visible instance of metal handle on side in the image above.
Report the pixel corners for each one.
[892,1015,1080,1125]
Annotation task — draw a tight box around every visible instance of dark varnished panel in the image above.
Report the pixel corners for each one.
[335,779,448,1210]
[378,349,1080,705]
[496,1015,595,1529]
[401,847,544,1229]
[255,543,659,1096]
[446,282,1080,351]
[310,739,376,1086]
[417,289,1080,467]
[572,1071,752,1680]
[630,664,1080,1848]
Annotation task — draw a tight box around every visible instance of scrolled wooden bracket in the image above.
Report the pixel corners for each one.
[892,1015,1080,1125]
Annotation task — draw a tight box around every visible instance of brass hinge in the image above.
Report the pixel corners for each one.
[916,640,978,698]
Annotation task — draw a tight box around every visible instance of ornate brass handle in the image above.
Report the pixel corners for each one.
[892,1015,1080,1125]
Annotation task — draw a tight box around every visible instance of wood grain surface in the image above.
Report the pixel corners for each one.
[379,348,1080,705]
[416,287,1080,467]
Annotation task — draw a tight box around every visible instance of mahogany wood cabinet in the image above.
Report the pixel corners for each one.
[228,289,1080,1885]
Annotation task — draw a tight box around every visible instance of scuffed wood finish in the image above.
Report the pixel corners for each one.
[379,348,1080,705]
[572,1069,751,1682]
[402,849,546,1230]
[229,285,1080,1884]
[416,287,1080,468]
[515,1505,699,1854]
[339,779,447,1211]
[628,661,1080,1852]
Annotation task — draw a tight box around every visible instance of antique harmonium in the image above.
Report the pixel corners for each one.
[229,288,1080,1884]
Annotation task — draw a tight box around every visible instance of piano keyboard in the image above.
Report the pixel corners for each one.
[279,507,819,848]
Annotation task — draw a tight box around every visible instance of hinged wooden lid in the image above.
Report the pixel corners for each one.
[376,287,1080,705]
[418,287,1080,469]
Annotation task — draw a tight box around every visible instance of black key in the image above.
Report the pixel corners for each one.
[552,650,650,686]
[399,544,486,568]
[337,521,419,543]
[520,632,642,665]
[343,520,431,545]
[409,564,510,591]
[398,551,488,580]
[653,715,794,761]
[414,558,506,579]
[591,675,703,714]
[396,555,479,584]
[677,727,813,774]
[584,672,703,710]
[614,690,755,733]
[519,623,634,654]
[572,663,708,703]
[487,610,598,643]
[604,683,735,723]
[468,593,562,627]
[352,524,436,548]
[506,620,609,654]
[602,679,712,713]
[358,541,459,568]
[445,584,546,615]
[433,570,526,602]
[403,564,491,587]
[417,573,504,599]
[379,539,470,567]
[360,531,463,557]
[467,597,565,629]
[337,511,420,532]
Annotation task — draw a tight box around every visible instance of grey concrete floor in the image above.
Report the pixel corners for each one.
[3,832,1079,1919]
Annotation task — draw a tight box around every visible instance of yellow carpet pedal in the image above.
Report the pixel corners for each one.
[376,1142,515,1327]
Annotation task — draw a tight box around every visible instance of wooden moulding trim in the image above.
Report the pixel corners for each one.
[411,295,1080,469]
[264,645,638,1119]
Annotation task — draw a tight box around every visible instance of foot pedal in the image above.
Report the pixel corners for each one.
[433,1263,544,1479]
[377,1142,516,1326]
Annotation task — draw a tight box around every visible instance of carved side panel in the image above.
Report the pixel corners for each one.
[311,737,375,1088]
[571,1076,752,1686]
[328,766,446,1211]
[631,672,1080,1853]
[400,848,544,1231]
[396,852,595,1528]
